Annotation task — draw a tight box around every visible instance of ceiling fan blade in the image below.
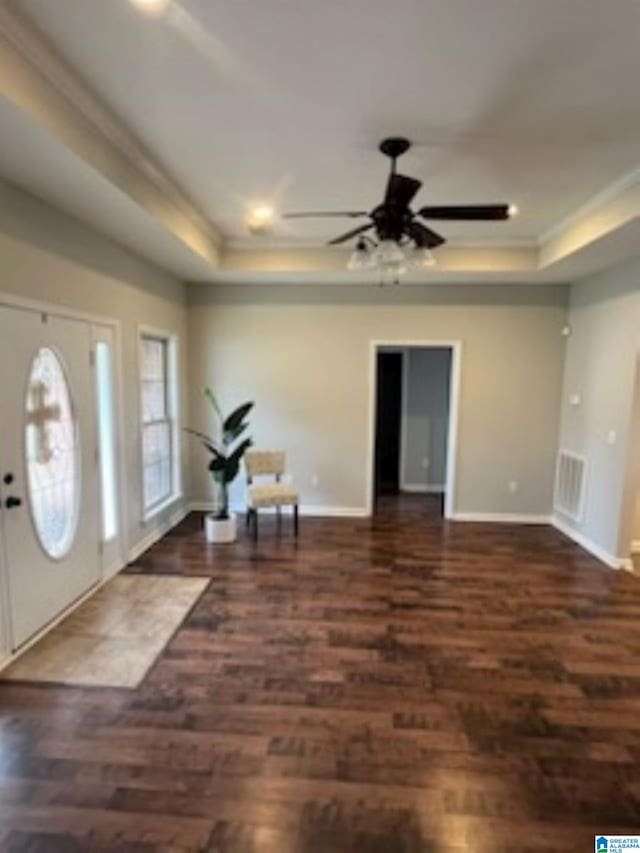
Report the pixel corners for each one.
[407,220,445,249]
[282,210,368,219]
[384,173,422,209]
[328,223,373,245]
[418,204,510,221]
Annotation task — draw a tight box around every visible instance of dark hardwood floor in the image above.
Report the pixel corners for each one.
[1,495,640,851]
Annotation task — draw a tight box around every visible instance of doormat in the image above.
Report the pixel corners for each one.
[2,575,208,688]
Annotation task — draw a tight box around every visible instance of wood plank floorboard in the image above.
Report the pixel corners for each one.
[1,495,640,851]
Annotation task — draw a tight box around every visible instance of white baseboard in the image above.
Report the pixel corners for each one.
[193,503,546,524]
[551,515,622,569]
[188,502,628,571]
[127,504,189,564]
[189,501,367,519]
[450,512,625,570]
[300,505,368,518]
[104,558,124,581]
[401,483,445,494]
[189,501,218,513]
[450,512,550,524]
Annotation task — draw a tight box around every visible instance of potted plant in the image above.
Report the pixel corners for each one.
[186,388,254,543]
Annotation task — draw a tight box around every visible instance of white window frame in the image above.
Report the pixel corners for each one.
[138,325,181,523]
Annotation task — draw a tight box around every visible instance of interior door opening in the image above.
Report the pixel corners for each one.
[373,345,454,518]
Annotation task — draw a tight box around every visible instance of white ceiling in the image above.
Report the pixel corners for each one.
[15,0,640,247]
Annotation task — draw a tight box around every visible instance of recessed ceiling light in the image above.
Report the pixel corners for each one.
[246,204,275,234]
[130,0,170,15]
[508,203,519,217]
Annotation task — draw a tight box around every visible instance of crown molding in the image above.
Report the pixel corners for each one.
[539,166,640,246]
[0,0,222,262]
[227,235,538,252]
[227,238,334,251]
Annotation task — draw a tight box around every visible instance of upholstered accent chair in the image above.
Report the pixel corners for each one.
[245,450,299,541]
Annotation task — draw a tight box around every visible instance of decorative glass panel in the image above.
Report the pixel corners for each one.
[25,347,80,560]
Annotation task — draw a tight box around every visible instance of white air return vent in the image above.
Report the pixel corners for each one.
[554,450,587,522]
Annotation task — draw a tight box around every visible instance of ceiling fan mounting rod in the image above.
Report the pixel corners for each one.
[379,136,412,174]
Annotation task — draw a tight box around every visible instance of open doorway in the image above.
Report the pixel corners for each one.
[369,343,460,518]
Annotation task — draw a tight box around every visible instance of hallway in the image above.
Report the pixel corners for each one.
[374,492,445,520]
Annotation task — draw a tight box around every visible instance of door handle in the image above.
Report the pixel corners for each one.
[5,496,22,509]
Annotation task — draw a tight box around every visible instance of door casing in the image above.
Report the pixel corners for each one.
[366,339,462,518]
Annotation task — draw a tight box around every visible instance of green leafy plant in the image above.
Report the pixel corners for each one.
[185,388,254,520]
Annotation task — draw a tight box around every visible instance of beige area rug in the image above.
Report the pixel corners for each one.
[3,575,208,688]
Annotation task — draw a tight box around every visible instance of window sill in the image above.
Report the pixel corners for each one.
[142,493,183,525]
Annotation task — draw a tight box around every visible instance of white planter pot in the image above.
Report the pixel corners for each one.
[204,512,237,544]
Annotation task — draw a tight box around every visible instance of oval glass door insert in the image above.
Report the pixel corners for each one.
[25,347,80,560]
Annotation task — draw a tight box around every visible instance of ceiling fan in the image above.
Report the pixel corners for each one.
[281,137,515,271]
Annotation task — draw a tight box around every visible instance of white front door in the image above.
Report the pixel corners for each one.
[0,306,100,650]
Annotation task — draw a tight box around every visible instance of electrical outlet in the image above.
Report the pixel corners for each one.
[311,474,319,487]
[508,480,519,494]
[421,457,429,470]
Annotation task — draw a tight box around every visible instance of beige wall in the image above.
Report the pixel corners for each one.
[402,347,452,491]
[0,179,190,556]
[187,283,567,517]
[557,256,640,560]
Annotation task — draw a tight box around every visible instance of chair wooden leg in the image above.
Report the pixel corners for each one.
[293,503,299,537]
[253,508,259,542]
[245,508,251,529]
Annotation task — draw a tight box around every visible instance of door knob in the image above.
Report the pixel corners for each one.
[5,496,22,509]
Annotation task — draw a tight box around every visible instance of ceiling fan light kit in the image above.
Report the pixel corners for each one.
[347,239,436,281]
[346,238,374,271]
[282,136,514,281]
